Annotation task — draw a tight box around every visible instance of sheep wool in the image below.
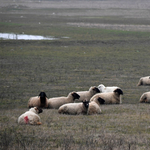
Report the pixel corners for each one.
[98,84,120,93]
[90,88,123,104]
[87,100,102,115]
[139,91,150,103]
[75,86,100,102]
[48,91,80,109]
[18,107,43,125]
[137,76,150,86]
[58,100,89,115]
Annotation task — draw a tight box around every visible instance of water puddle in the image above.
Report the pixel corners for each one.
[0,33,59,40]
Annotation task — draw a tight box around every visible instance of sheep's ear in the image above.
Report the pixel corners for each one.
[98,97,105,104]
[114,88,123,95]
[39,92,42,96]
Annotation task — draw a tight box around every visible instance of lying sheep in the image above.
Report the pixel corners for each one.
[75,86,100,102]
[18,107,43,125]
[98,84,120,93]
[87,98,104,115]
[90,88,123,104]
[58,100,89,115]
[137,76,150,86]
[28,92,48,108]
[139,91,150,103]
[48,91,80,109]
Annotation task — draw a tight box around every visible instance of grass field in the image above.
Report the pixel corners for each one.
[1,0,150,149]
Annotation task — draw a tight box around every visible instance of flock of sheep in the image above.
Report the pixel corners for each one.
[18,76,150,125]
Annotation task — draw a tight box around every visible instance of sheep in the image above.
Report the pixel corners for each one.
[137,76,150,86]
[98,84,120,93]
[58,100,89,115]
[90,88,123,104]
[87,98,104,115]
[18,107,43,125]
[139,91,150,103]
[48,91,80,109]
[75,86,100,102]
[28,92,48,108]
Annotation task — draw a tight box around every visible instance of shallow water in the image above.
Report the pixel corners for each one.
[0,33,58,40]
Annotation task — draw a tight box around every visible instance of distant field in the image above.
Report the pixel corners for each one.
[1,0,150,149]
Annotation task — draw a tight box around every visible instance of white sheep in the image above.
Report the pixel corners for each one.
[139,91,150,103]
[28,92,48,108]
[90,88,123,104]
[98,84,120,93]
[137,76,150,86]
[18,107,43,125]
[48,91,80,109]
[58,100,89,115]
[75,86,100,102]
[87,98,103,115]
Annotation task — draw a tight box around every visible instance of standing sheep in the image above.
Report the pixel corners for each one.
[90,88,123,104]
[75,86,100,102]
[139,91,150,103]
[18,107,43,125]
[87,97,104,115]
[58,100,89,115]
[48,91,80,109]
[98,84,120,93]
[137,76,150,86]
[28,92,48,108]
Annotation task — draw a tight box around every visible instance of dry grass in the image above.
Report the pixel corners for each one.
[1,0,150,149]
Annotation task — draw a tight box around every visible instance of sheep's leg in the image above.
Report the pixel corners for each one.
[37,122,42,125]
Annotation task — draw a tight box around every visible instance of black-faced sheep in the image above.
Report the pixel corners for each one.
[98,84,120,93]
[87,97,104,115]
[75,86,100,102]
[90,88,123,104]
[139,91,150,103]
[58,100,89,115]
[48,91,80,109]
[28,92,48,108]
[18,107,43,125]
[137,76,150,86]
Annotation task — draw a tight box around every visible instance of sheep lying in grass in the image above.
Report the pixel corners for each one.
[75,86,100,102]
[90,88,123,104]
[87,98,104,115]
[139,91,150,103]
[28,92,48,108]
[58,100,89,115]
[137,76,150,86]
[48,91,80,109]
[18,107,43,125]
[98,84,120,93]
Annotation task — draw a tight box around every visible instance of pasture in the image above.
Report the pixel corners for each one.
[1,0,150,149]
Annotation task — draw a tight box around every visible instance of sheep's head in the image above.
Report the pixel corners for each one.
[89,86,100,94]
[71,92,80,100]
[35,107,43,114]
[39,92,47,106]
[82,100,89,109]
[92,87,100,94]
[114,88,123,95]
[39,92,47,98]
[97,97,105,104]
